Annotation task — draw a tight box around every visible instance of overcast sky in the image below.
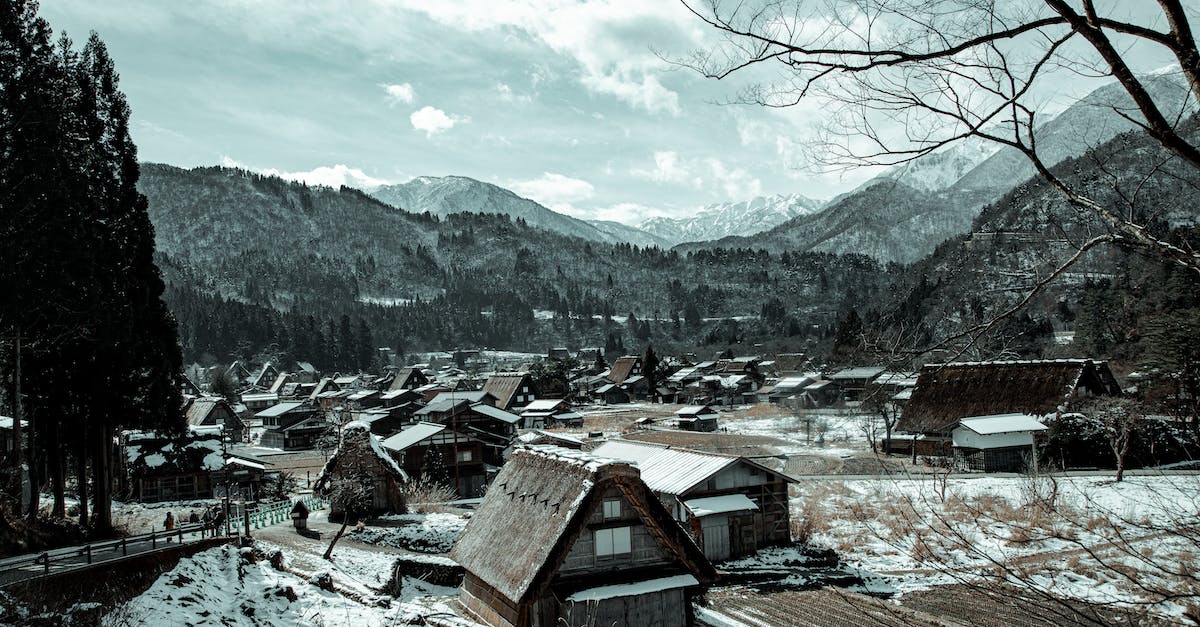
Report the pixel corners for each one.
[41,1,1180,225]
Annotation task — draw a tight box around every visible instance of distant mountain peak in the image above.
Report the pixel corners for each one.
[637,193,826,246]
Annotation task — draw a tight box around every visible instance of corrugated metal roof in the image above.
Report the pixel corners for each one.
[591,440,735,495]
[470,403,522,424]
[958,414,1048,435]
[256,401,308,418]
[381,422,446,452]
[591,440,667,465]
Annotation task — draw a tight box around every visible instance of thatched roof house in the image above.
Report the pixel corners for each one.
[482,373,536,410]
[606,355,642,385]
[450,446,716,627]
[897,359,1121,435]
[315,422,408,518]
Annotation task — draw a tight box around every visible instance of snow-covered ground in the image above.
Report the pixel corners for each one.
[108,508,479,626]
[793,473,1200,619]
[352,512,469,553]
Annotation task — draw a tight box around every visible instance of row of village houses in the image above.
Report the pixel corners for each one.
[106,354,1138,627]
[105,350,1132,505]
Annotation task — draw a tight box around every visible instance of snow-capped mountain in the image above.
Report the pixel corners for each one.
[875,135,1002,192]
[371,175,663,246]
[637,194,826,245]
[682,71,1197,264]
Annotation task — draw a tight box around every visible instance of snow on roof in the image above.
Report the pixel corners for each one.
[566,574,699,602]
[829,366,886,380]
[380,422,445,452]
[675,405,717,417]
[958,414,1048,435]
[0,416,28,430]
[804,380,832,390]
[684,494,759,518]
[255,401,307,418]
[522,399,565,412]
[470,403,522,424]
[240,392,278,402]
[225,457,267,470]
[892,388,914,401]
[590,440,668,465]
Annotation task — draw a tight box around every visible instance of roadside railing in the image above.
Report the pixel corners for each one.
[245,496,327,530]
[0,521,213,579]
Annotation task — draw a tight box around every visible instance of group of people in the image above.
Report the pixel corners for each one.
[162,506,227,533]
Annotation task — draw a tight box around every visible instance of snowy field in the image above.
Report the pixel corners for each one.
[792,473,1200,619]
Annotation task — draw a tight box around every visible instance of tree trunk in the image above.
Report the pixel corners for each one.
[76,435,89,529]
[91,425,112,533]
[27,406,39,519]
[11,333,22,474]
[49,423,65,517]
[323,518,350,560]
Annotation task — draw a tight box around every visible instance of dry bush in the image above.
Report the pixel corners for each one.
[401,478,456,514]
[791,493,830,545]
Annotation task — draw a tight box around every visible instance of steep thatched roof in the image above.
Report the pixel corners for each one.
[897,359,1121,435]
[607,356,641,384]
[449,446,715,605]
[481,373,531,409]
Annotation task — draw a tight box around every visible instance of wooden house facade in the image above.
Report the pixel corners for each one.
[451,446,716,627]
[591,440,795,562]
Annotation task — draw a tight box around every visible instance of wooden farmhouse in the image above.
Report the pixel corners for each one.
[826,366,886,402]
[184,396,245,441]
[482,373,538,411]
[450,446,717,627]
[123,432,225,502]
[382,421,493,498]
[315,421,407,518]
[890,359,1122,462]
[591,440,795,561]
[606,355,643,385]
[521,399,583,428]
[386,366,430,392]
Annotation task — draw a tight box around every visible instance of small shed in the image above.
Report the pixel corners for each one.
[675,405,719,432]
[952,414,1048,472]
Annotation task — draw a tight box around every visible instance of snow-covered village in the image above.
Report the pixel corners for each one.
[5,1,1200,626]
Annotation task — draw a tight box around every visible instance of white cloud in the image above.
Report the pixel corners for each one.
[410,106,465,136]
[220,156,390,190]
[706,158,762,199]
[632,151,760,199]
[508,172,594,212]
[495,82,534,104]
[396,1,704,116]
[633,151,702,188]
[382,82,415,104]
[590,202,675,223]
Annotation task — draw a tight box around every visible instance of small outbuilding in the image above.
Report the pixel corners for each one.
[951,414,1048,472]
[674,405,719,432]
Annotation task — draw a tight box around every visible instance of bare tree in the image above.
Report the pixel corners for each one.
[1087,396,1145,481]
[680,0,1200,278]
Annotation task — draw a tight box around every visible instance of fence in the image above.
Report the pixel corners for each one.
[245,496,327,530]
[0,521,213,582]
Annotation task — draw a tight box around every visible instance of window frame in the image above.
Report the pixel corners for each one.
[593,526,632,558]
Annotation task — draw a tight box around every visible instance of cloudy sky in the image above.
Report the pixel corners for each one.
[41,1,1177,225]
